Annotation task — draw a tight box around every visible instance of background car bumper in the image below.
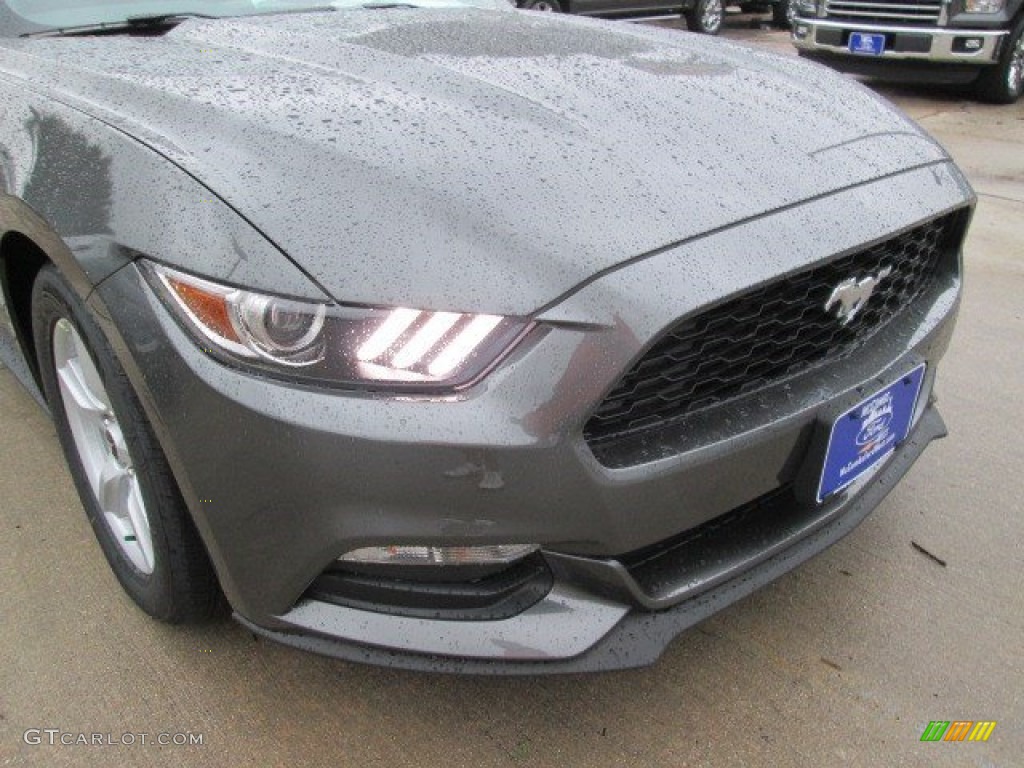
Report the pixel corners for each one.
[792,19,1006,73]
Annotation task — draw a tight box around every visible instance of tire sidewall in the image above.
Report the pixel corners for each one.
[1005,16,1024,101]
[773,0,794,28]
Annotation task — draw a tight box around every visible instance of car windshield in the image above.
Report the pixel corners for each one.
[2,0,507,36]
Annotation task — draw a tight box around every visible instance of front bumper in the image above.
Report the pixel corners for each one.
[793,19,1006,71]
[91,161,970,672]
[238,404,947,674]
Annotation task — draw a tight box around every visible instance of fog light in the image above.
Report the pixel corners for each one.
[953,36,985,53]
[964,0,1004,12]
[794,24,809,40]
[338,544,539,566]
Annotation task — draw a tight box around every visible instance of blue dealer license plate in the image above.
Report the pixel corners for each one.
[817,365,926,503]
[849,32,886,56]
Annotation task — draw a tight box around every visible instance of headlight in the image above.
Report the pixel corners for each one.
[964,0,1004,11]
[146,263,531,390]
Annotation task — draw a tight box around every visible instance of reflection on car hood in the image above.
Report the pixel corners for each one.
[6,9,949,314]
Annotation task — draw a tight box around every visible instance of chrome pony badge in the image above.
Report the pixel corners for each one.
[824,266,892,326]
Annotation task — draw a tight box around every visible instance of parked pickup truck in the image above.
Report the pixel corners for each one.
[791,0,1024,103]
[516,0,729,35]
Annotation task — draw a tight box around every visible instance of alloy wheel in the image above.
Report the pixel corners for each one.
[53,318,154,574]
[703,0,723,32]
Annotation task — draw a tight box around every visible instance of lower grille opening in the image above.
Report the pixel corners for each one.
[619,486,798,603]
[304,554,553,621]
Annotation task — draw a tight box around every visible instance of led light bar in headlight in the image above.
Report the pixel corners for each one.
[146,263,531,390]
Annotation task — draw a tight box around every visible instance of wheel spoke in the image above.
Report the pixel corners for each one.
[98,460,154,572]
[57,356,109,416]
[97,460,131,518]
[73,337,111,411]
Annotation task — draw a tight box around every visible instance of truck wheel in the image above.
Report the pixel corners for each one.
[974,16,1024,104]
[772,0,795,28]
[685,0,724,35]
[520,0,562,10]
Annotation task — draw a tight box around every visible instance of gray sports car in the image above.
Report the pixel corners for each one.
[0,0,971,672]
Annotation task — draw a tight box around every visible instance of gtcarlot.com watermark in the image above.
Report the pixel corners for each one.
[23,729,203,747]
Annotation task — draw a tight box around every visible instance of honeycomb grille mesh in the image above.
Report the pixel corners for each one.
[584,214,958,444]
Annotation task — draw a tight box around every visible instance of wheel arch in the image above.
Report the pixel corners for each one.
[0,228,51,390]
[0,194,99,399]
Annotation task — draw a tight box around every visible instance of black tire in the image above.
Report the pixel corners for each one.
[32,264,222,623]
[685,0,724,35]
[771,0,794,29]
[520,0,562,10]
[973,15,1024,104]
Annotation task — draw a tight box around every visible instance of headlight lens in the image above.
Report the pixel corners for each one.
[964,0,1004,11]
[147,264,531,390]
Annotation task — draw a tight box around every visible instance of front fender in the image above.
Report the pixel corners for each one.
[0,81,328,588]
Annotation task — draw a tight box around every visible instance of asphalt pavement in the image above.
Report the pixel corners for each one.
[1,14,1022,768]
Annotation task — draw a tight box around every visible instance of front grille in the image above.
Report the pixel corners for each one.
[584,212,960,445]
[824,0,941,25]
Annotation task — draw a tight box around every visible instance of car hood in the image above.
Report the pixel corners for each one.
[5,9,950,315]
